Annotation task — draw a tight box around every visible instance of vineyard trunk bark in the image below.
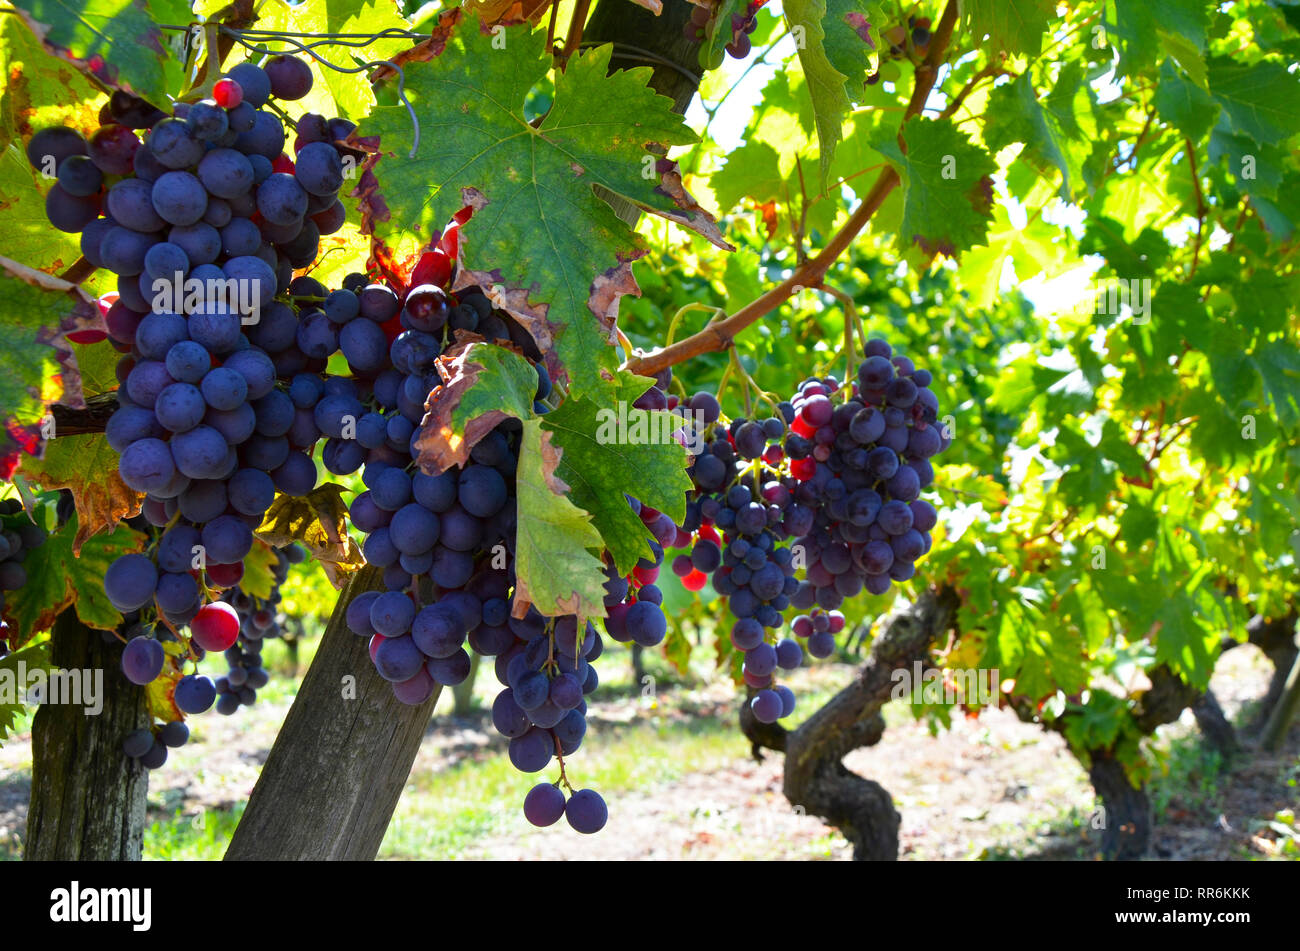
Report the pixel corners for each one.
[775,586,959,860]
[225,567,441,860]
[1192,689,1238,758]
[25,611,149,861]
[1087,752,1151,860]
[1259,649,1300,752]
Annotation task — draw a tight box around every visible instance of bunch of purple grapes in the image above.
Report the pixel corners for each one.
[210,542,304,714]
[119,543,303,770]
[682,423,808,723]
[783,339,949,613]
[324,268,666,833]
[682,2,760,58]
[27,55,364,634]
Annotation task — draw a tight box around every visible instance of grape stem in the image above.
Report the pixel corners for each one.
[724,347,783,422]
[623,0,960,378]
[820,284,859,397]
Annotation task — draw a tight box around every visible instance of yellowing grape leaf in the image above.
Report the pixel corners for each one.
[256,484,364,589]
[511,418,608,624]
[0,257,98,478]
[357,17,729,398]
[238,540,279,602]
[145,664,183,723]
[413,337,539,472]
[17,432,139,552]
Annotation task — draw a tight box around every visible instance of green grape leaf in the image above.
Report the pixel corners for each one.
[357,19,728,398]
[0,642,50,745]
[1253,338,1300,432]
[1152,591,1218,689]
[7,0,190,109]
[958,0,1055,57]
[783,0,852,185]
[1154,59,1220,142]
[67,339,118,398]
[1079,218,1171,277]
[987,354,1068,414]
[1250,173,1300,243]
[540,391,692,575]
[17,432,138,552]
[1208,126,1286,200]
[983,74,1083,201]
[1207,57,1300,147]
[0,258,99,479]
[413,337,539,473]
[1062,691,1127,752]
[711,140,783,213]
[870,118,996,258]
[1114,0,1208,78]
[512,418,608,623]
[255,484,364,590]
[0,515,144,649]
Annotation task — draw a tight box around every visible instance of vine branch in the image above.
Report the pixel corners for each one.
[624,0,960,378]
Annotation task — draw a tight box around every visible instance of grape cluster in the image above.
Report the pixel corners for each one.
[324,251,662,832]
[682,2,760,59]
[211,542,304,714]
[654,338,948,726]
[0,500,48,619]
[120,544,302,768]
[663,388,806,724]
[868,14,933,84]
[122,719,189,770]
[28,56,361,649]
[783,339,949,610]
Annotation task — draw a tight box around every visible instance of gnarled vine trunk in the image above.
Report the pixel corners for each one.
[743,586,960,860]
[1086,752,1150,861]
[25,610,149,861]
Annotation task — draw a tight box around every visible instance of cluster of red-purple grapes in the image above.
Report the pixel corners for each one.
[210,542,304,714]
[28,55,362,660]
[654,338,947,726]
[328,270,671,835]
[683,2,761,59]
[782,339,948,609]
[119,542,303,770]
[22,53,408,770]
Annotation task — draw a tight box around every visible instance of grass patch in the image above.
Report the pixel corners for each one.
[143,803,245,860]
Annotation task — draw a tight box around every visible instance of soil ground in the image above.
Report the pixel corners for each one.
[0,641,1295,860]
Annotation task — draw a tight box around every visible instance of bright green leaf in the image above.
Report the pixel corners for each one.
[512,418,608,623]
